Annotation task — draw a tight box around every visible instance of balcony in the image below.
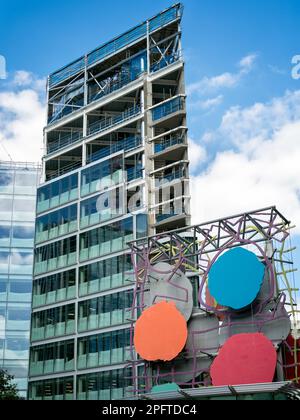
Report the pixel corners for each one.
[37,173,78,215]
[154,133,185,154]
[150,50,182,74]
[31,319,75,342]
[47,131,83,155]
[32,286,76,308]
[49,57,85,89]
[87,136,142,165]
[155,168,185,188]
[87,25,147,69]
[88,56,146,105]
[34,252,77,276]
[127,166,143,183]
[48,4,182,88]
[87,105,142,138]
[46,160,82,182]
[151,95,185,122]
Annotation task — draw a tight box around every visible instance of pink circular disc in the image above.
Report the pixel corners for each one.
[210,333,277,386]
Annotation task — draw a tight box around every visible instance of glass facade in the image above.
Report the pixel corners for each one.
[37,173,78,214]
[79,217,134,262]
[32,269,76,308]
[35,204,77,243]
[34,236,77,275]
[76,368,132,400]
[77,329,131,370]
[31,304,75,341]
[29,339,74,377]
[28,376,74,400]
[78,290,133,332]
[79,254,133,296]
[0,162,40,398]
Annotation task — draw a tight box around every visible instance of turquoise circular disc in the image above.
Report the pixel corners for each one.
[208,247,265,310]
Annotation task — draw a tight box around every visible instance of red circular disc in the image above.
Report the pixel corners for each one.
[210,333,277,386]
[134,301,188,362]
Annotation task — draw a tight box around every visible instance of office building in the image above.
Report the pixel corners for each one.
[28,3,190,400]
[0,161,41,398]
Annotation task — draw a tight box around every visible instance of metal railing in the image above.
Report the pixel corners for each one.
[150,50,181,74]
[87,105,141,137]
[88,70,144,104]
[155,168,185,187]
[48,96,84,125]
[48,4,182,88]
[49,57,85,88]
[47,131,83,154]
[46,161,82,182]
[149,4,182,32]
[151,96,185,122]
[154,134,185,154]
[88,25,147,68]
[127,167,143,182]
[87,136,142,165]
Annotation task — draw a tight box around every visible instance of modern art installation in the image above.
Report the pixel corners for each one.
[127,207,299,395]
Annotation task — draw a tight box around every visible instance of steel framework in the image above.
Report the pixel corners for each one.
[127,206,299,395]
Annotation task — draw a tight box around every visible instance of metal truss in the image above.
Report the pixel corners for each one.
[127,206,300,395]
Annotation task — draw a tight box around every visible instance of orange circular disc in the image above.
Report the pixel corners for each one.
[134,301,188,362]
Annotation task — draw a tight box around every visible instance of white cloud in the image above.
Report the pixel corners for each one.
[190,95,224,111]
[13,71,34,87]
[187,53,258,96]
[191,90,300,233]
[12,70,46,92]
[239,53,257,73]
[0,81,45,162]
[188,138,207,173]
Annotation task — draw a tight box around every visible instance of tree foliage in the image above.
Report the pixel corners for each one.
[0,369,23,400]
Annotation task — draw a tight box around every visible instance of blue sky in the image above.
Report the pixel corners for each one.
[1,1,299,89]
[0,0,300,290]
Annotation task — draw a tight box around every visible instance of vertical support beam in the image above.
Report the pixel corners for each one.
[146,21,151,75]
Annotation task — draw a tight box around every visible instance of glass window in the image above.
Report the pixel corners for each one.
[7,337,29,352]
[0,250,9,272]
[0,278,7,303]
[13,198,36,213]
[8,307,31,321]
[77,368,132,400]
[15,172,38,187]
[37,174,78,213]
[10,280,32,294]
[36,204,77,242]
[37,184,50,203]
[29,377,74,400]
[0,280,7,293]
[78,290,133,332]
[35,236,77,266]
[12,224,35,239]
[0,198,13,220]
[11,251,33,265]
[0,225,11,245]
[136,213,148,239]
[0,170,14,189]
[10,250,33,274]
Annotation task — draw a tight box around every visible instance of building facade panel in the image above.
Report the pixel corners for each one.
[0,162,41,398]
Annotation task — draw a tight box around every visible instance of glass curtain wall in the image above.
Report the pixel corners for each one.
[0,162,41,398]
